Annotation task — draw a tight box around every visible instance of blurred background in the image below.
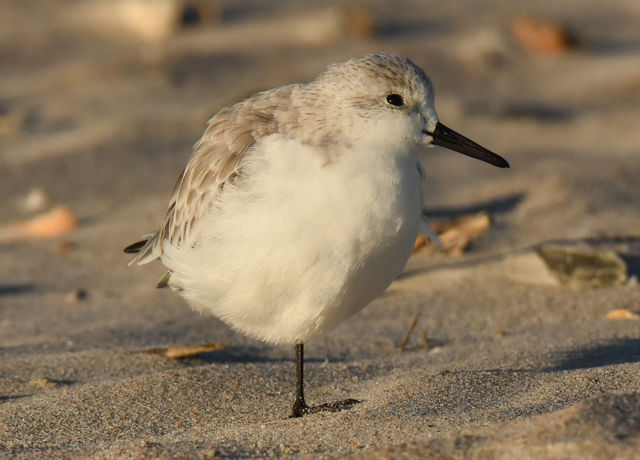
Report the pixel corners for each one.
[1,0,639,352]
[1,2,640,456]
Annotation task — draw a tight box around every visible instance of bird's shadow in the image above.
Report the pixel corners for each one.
[468,101,580,123]
[376,18,450,39]
[589,38,640,55]
[0,283,34,297]
[397,193,524,281]
[424,192,524,220]
[190,337,640,371]
[180,345,336,365]
[0,395,30,403]
[443,337,640,378]
[546,337,640,372]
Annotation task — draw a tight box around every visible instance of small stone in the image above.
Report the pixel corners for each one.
[179,0,221,28]
[66,288,88,303]
[20,188,51,213]
[536,244,628,288]
[455,28,509,67]
[56,239,73,254]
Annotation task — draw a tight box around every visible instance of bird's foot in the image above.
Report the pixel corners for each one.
[290,397,309,418]
[290,398,360,418]
[307,398,361,414]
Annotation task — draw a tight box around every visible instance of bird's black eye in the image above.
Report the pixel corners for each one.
[385,94,404,107]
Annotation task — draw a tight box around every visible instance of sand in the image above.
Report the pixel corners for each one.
[1,0,640,458]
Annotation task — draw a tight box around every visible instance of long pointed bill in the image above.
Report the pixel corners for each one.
[428,122,509,168]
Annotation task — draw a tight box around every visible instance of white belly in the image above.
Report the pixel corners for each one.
[161,135,422,344]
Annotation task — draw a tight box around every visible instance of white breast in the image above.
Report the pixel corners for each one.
[161,134,423,344]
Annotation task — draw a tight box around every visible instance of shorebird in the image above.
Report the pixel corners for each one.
[125,53,508,417]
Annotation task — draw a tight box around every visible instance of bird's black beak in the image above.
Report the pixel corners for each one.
[427,122,509,168]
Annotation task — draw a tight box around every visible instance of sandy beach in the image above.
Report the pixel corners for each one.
[1,0,640,457]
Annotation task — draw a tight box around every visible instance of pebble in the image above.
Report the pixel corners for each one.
[537,243,628,288]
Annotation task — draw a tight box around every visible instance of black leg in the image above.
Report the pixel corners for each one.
[289,343,361,418]
[290,343,308,417]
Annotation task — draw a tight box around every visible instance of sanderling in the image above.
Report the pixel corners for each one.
[125,53,508,417]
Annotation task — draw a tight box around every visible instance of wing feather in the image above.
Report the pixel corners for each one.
[127,85,297,266]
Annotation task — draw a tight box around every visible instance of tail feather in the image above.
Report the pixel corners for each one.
[124,231,162,266]
[156,271,171,289]
[123,240,147,253]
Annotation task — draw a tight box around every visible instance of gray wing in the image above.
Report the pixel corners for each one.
[126,85,297,266]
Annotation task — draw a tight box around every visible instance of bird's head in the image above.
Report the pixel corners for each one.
[310,53,509,168]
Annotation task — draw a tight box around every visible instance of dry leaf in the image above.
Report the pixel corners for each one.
[413,233,427,252]
[140,343,226,359]
[1,206,79,242]
[511,17,577,56]
[30,376,59,389]
[343,7,375,39]
[606,309,639,320]
[427,212,491,256]
[399,311,421,352]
